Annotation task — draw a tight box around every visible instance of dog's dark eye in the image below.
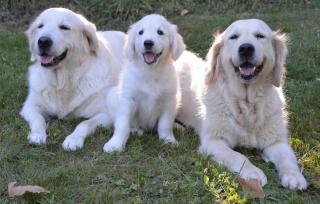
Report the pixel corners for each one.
[230,34,238,40]
[157,29,164,35]
[59,25,70,30]
[138,30,144,35]
[37,24,44,29]
[256,33,265,39]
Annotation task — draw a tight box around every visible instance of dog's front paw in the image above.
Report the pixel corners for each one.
[130,127,144,137]
[28,132,47,145]
[162,137,179,146]
[280,170,307,190]
[239,165,267,186]
[62,135,84,151]
[159,132,179,146]
[103,138,125,153]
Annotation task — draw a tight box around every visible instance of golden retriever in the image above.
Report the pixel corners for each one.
[20,8,126,150]
[103,14,185,152]
[176,19,307,190]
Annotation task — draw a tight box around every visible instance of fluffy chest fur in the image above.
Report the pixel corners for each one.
[134,88,168,129]
[29,59,113,119]
[121,63,177,129]
[203,81,287,148]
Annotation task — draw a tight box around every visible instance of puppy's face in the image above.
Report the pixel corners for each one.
[126,14,185,66]
[221,19,277,84]
[26,8,98,68]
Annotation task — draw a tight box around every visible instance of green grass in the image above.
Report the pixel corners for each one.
[1,1,320,203]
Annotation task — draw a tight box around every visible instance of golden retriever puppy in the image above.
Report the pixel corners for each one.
[103,14,185,152]
[20,8,126,150]
[176,19,307,190]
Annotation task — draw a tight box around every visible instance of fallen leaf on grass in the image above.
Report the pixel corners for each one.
[304,0,311,4]
[180,9,189,16]
[237,177,265,198]
[8,182,49,197]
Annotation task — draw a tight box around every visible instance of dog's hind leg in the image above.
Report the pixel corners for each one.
[62,112,112,151]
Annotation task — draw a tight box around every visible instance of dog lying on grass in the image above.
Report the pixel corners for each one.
[20,8,126,151]
[176,19,307,190]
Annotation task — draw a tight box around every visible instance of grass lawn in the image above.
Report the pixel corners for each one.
[0,1,319,203]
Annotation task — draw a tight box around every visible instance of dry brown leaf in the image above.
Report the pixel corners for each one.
[8,182,49,197]
[237,177,265,198]
[180,9,189,16]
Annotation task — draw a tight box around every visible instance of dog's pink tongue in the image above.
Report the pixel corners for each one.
[41,56,54,64]
[239,65,256,76]
[143,53,156,64]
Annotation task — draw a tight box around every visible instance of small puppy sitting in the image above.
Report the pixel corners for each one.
[104,14,185,152]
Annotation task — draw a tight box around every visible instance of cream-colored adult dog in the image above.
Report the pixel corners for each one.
[176,19,307,190]
[103,14,185,152]
[20,8,126,150]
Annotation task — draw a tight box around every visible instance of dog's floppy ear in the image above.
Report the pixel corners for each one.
[25,21,37,62]
[79,14,99,55]
[272,32,288,87]
[125,24,137,59]
[170,25,185,60]
[205,33,223,85]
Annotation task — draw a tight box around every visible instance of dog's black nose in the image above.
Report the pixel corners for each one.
[239,43,255,59]
[38,36,53,50]
[144,40,154,49]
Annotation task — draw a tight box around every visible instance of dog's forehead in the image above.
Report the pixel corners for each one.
[138,14,169,29]
[224,19,273,36]
[37,8,80,25]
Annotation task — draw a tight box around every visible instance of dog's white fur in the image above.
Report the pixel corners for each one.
[176,19,307,190]
[20,8,126,150]
[103,14,185,152]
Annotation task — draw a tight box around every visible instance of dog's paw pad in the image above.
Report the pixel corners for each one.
[280,171,307,190]
[28,133,47,145]
[62,135,84,151]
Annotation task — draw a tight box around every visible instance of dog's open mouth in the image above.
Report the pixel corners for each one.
[234,61,263,81]
[143,51,162,65]
[40,49,68,67]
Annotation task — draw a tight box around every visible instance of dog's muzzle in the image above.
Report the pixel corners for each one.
[143,51,162,65]
[40,49,68,67]
[234,61,264,82]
